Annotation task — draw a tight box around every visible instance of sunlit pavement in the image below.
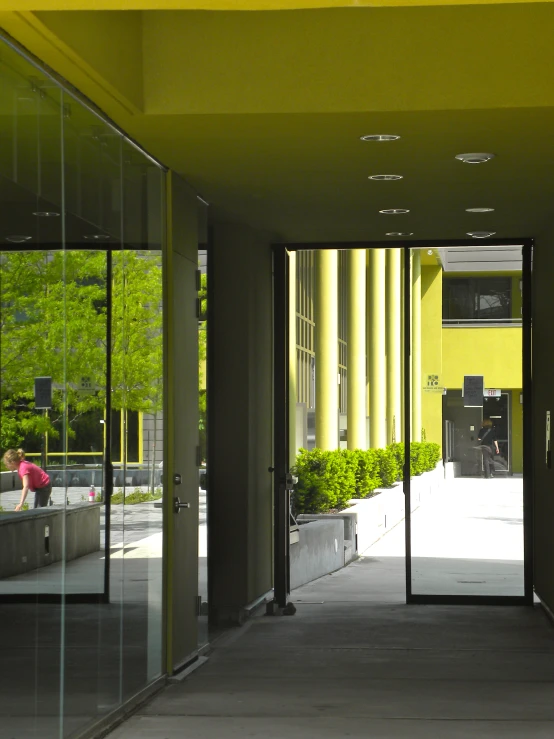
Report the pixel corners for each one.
[0,487,207,596]
[367,476,524,597]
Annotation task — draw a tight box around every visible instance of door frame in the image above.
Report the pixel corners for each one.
[0,242,114,605]
[273,238,534,607]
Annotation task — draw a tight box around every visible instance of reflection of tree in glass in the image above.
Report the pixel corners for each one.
[112,251,163,467]
[0,250,163,454]
[198,272,207,461]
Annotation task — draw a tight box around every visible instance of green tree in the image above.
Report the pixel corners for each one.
[0,249,163,457]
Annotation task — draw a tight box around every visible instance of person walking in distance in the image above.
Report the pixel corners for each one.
[477,419,500,479]
[3,448,52,510]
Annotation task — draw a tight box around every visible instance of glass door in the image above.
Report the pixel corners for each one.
[404,244,532,604]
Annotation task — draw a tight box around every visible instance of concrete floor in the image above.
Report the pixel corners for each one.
[0,488,208,739]
[106,477,554,739]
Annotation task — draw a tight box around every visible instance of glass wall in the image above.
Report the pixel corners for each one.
[408,246,524,598]
[0,37,165,737]
[198,203,208,647]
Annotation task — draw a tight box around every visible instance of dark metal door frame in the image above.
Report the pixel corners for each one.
[273,238,534,608]
[272,246,291,608]
[0,244,117,604]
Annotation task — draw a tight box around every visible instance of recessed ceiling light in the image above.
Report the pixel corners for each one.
[386,232,414,237]
[427,250,434,255]
[84,234,110,241]
[379,209,410,214]
[5,235,32,243]
[455,153,495,164]
[360,134,401,142]
[466,207,495,213]
[33,211,60,217]
[369,174,403,181]
[467,231,496,239]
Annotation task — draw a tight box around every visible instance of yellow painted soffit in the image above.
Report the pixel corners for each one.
[0,11,140,121]
[1,0,554,10]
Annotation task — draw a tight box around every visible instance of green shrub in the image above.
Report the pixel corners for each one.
[292,441,440,514]
[389,442,405,480]
[351,448,381,498]
[111,488,162,505]
[410,441,440,476]
[375,447,400,487]
[293,448,356,514]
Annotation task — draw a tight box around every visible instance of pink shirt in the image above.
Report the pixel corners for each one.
[18,461,50,490]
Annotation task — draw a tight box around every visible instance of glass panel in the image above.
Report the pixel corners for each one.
[198,201,208,647]
[61,96,122,731]
[0,47,65,738]
[409,246,525,598]
[117,138,165,694]
[0,37,166,738]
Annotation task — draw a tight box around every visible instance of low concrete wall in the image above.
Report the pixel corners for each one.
[0,471,20,493]
[294,463,445,586]
[290,518,344,590]
[1,466,162,492]
[0,504,101,578]
[296,512,357,564]
[348,463,444,554]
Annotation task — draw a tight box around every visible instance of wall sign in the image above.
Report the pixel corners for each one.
[424,374,443,392]
[34,376,52,409]
[463,375,484,407]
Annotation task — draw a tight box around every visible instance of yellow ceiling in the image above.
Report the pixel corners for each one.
[2,5,554,242]
[1,0,553,8]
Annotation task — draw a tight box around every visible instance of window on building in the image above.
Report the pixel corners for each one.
[443,277,512,322]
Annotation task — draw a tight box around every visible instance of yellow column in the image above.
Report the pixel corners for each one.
[386,249,402,444]
[288,251,297,468]
[347,249,366,449]
[411,249,422,441]
[315,250,338,450]
[368,249,387,449]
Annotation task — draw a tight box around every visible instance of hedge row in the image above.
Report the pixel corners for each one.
[292,442,440,514]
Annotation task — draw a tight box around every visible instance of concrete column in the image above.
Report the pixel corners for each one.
[368,249,387,448]
[288,251,297,468]
[386,248,402,444]
[315,250,338,450]
[347,249,366,449]
[412,249,422,441]
[210,222,273,624]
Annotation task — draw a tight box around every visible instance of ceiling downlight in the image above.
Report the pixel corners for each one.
[455,153,495,164]
[33,211,60,217]
[466,207,495,213]
[5,235,32,243]
[369,174,403,181]
[84,234,111,241]
[360,134,400,142]
[386,232,413,236]
[467,231,496,239]
[379,208,410,215]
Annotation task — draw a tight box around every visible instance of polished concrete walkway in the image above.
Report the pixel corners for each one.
[108,481,554,739]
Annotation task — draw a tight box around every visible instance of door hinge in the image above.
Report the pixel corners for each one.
[196,595,202,616]
[195,269,202,292]
[196,446,203,467]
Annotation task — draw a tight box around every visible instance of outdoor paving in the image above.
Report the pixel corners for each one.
[371,476,525,596]
[107,475,554,739]
[0,487,207,597]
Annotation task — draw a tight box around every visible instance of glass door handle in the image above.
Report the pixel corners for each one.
[173,497,190,514]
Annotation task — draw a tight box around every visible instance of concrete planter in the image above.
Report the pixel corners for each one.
[0,504,101,578]
[293,463,444,588]
[289,518,344,590]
